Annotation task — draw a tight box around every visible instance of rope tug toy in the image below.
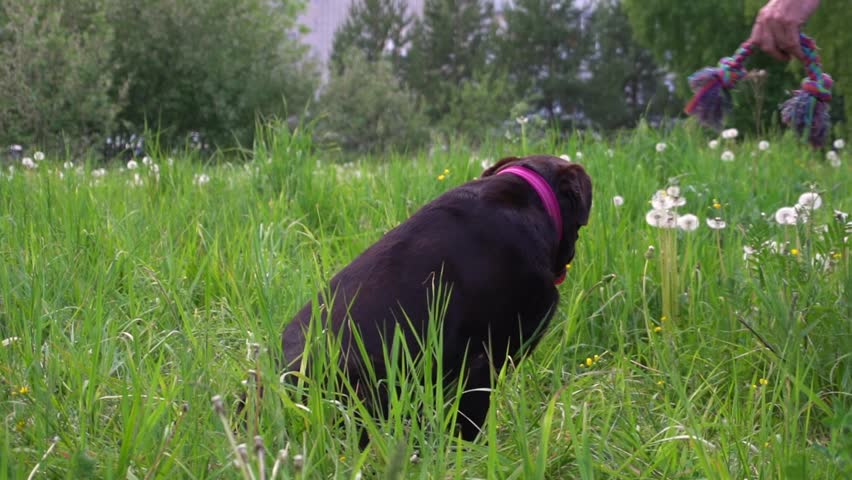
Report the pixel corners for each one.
[684,33,833,148]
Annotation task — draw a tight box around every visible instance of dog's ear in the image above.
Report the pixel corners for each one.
[558,163,593,225]
[481,156,522,177]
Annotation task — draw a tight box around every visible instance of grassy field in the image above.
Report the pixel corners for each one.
[1,123,850,479]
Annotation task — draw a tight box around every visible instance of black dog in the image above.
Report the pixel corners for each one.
[281,155,592,442]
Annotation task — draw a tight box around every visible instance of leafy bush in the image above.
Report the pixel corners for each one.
[106,0,318,149]
[438,69,520,143]
[0,0,123,152]
[317,48,429,154]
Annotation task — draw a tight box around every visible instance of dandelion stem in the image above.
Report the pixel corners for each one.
[27,436,59,480]
[715,230,727,280]
[212,395,254,480]
[270,443,290,480]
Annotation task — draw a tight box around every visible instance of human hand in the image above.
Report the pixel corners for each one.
[748,0,821,61]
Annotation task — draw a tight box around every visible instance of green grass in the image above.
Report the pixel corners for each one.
[1,122,850,479]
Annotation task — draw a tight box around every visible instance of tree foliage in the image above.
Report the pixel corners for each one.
[106,0,318,148]
[405,0,496,121]
[330,0,412,74]
[318,48,429,154]
[499,0,586,121]
[0,0,122,151]
[439,69,519,142]
[580,0,673,130]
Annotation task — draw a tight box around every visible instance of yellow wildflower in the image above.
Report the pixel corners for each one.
[585,357,593,367]
[593,354,600,362]
[437,174,446,181]
[832,252,842,260]
[656,380,664,386]
[443,168,450,175]
[713,202,721,209]
[759,378,769,386]
[12,386,29,396]
[654,326,663,333]
[790,248,799,256]
[566,263,572,270]
[660,315,668,322]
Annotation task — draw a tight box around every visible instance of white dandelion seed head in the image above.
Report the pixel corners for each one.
[708,139,719,149]
[22,157,36,169]
[651,190,676,210]
[721,150,735,162]
[559,154,571,162]
[834,139,845,150]
[92,168,107,178]
[605,149,614,158]
[721,128,739,140]
[57,171,64,179]
[835,209,849,223]
[665,186,680,197]
[677,214,700,231]
[575,151,583,159]
[193,173,210,186]
[758,140,770,151]
[646,209,677,228]
[167,157,175,166]
[655,142,667,153]
[142,156,153,166]
[129,173,143,187]
[151,164,160,174]
[826,150,841,168]
[743,245,757,261]
[706,217,727,229]
[33,151,45,161]
[480,158,493,170]
[797,192,822,210]
[515,116,529,125]
[672,196,686,207]
[63,161,74,169]
[612,195,624,207]
[774,206,798,225]
[127,160,138,170]
[7,165,14,175]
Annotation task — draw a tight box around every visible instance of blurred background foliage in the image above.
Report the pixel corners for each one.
[0,0,848,156]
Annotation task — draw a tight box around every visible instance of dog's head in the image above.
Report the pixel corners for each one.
[482,155,592,269]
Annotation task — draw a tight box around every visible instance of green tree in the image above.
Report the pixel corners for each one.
[405,0,495,121]
[499,0,585,122]
[107,0,318,148]
[0,0,122,152]
[317,48,429,154]
[805,0,852,131]
[439,69,519,142]
[580,0,673,130]
[330,0,411,74]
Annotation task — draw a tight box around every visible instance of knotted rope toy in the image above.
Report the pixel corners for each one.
[684,33,833,148]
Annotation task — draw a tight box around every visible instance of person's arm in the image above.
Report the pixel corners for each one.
[748,0,821,61]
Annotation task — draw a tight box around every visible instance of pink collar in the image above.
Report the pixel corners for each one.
[497,166,563,241]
